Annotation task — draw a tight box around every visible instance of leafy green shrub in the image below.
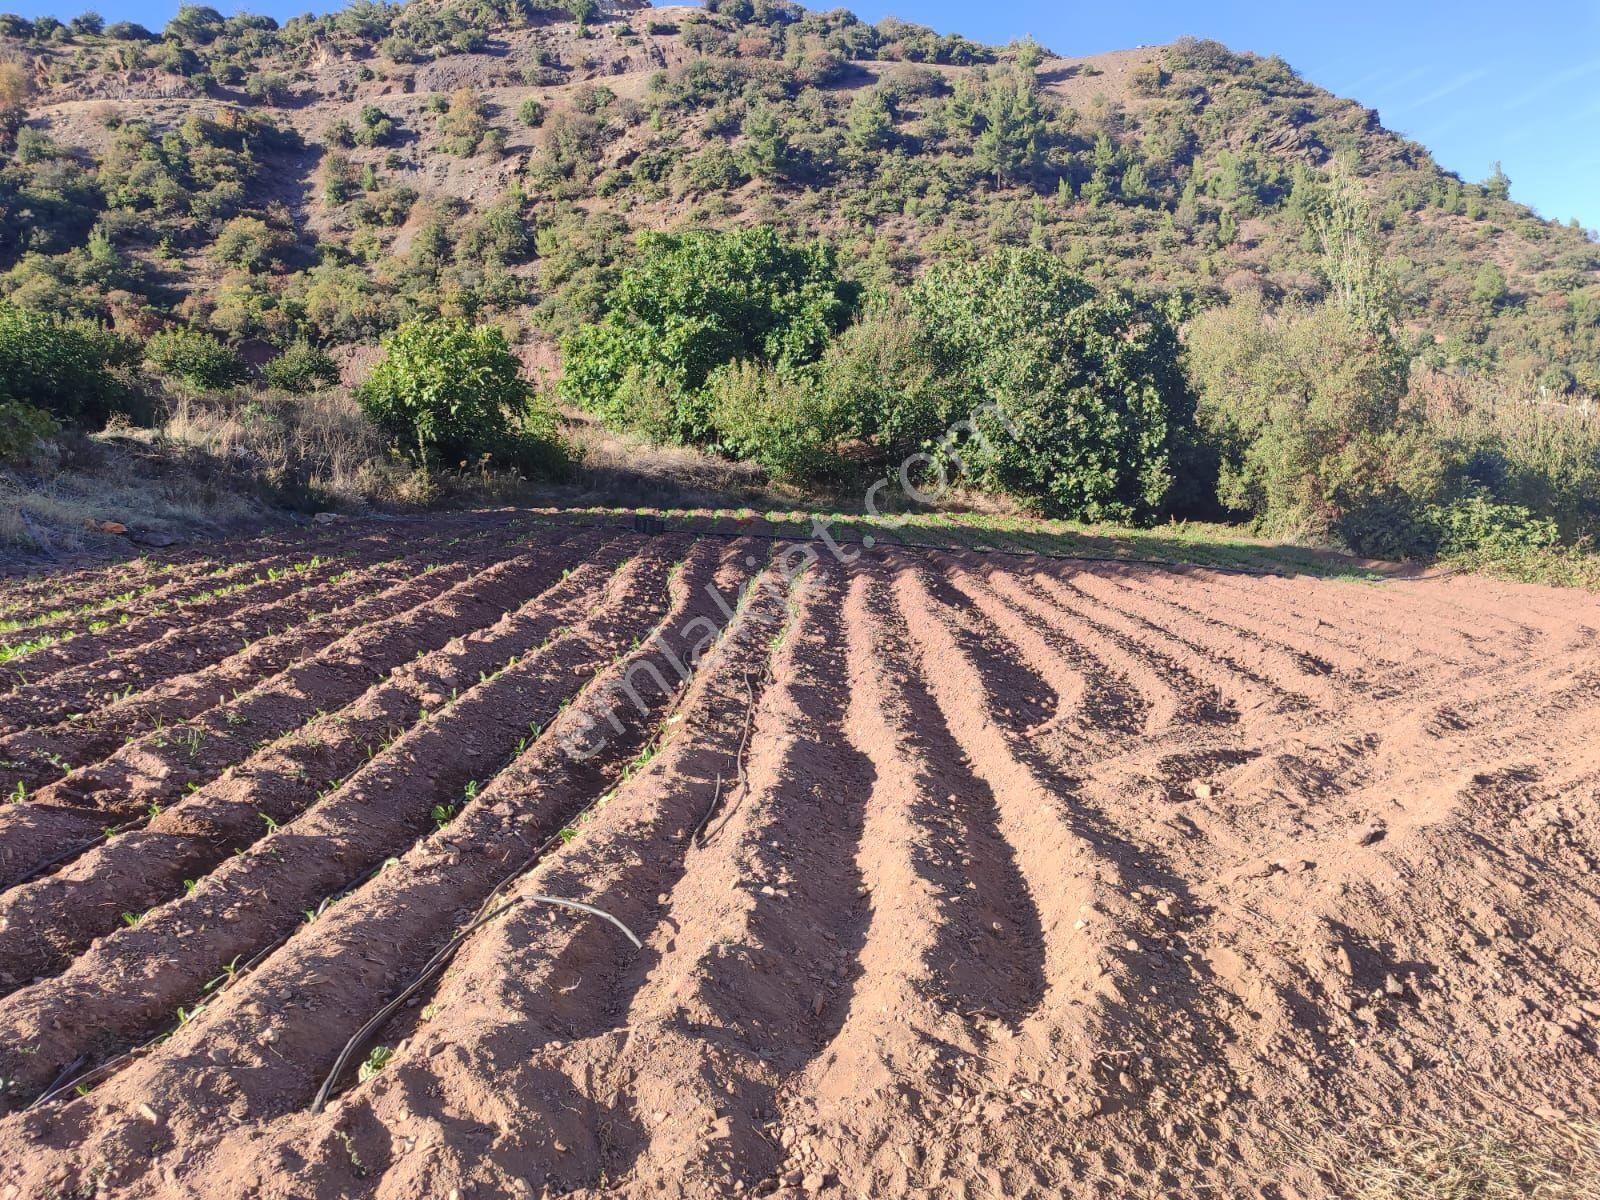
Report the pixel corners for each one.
[1332,487,1439,559]
[0,400,57,460]
[1186,293,1432,539]
[263,341,340,393]
[906,248,1194,523]
[436,88,489,156]
[357,317,559,470]
[144,327,247,388]
[352,104,396,147]
[1423,382,1600,541]
[705,360,845,484]
[560,226,857,444]
[209,215,290,272]
[815,297,944,459]
[1428,488,1558,555]
[1335,484,1559,561]
[0,301,144,428]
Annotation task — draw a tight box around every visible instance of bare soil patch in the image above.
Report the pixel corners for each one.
[0,514,1596,1198]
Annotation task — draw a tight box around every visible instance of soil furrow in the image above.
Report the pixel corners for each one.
[983,568,1185,734]
[0,515,452,623]
[942,558,1146,753]
[0,545,777,1196]
[1108,567,1398,680]
[0,529,416,690]
[242,551,797,1200]
[2,529,596,797]
[0,533,647,990]
[0,538,704,1107]
[0,535,462,731]
[0,537,579,886]
[1026,569,1283,723]
[0,549,251,627]
[0,521,1596,1200]
[833,565,1046,1035]
[1061,568,1349,711]
[894,560,1126,1017]
[0,535,531,795]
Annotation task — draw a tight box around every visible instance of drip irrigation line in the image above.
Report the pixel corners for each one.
[693,666,766,849]
[309,893,639,1115]
[25,843,405,1111]
[308,541,785,1114]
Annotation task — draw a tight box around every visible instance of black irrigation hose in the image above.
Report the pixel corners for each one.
[25,843,406,1112]
[309,894,640,1115]
[691,665,766,849]
[309,543,791,1113]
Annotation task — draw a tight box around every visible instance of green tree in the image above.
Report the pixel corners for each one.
[1483,161,1511,201]
[706,360,847,484]
[0,58,30,151]
[356,317,535,466]
[144,327,246,388]
[1472,261,1508,309]
[973,67,1045,184]
[560,226,857,443]
[740,103,791,181]
[263,340,339,393]
[844,88,893,157]
[1186,292,1431,543]
[907,248,1193,522]
[1307,162,1395,340]
[0,301,142,431]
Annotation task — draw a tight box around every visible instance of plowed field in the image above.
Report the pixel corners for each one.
[0,513,1597,1199]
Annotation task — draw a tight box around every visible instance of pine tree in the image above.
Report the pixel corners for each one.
[973,68,1045,185]
[1484,161,1511,201]
[845,89,892,157]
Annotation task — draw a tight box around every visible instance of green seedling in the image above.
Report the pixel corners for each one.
[358,1045,394,1083]
[204,956,242,991]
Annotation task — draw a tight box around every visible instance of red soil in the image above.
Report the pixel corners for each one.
[0,518,1596,1199]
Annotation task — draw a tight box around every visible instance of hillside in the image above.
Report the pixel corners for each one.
[1,0,1597,393]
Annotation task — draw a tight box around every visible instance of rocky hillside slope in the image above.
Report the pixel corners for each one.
[1,0,1596,390]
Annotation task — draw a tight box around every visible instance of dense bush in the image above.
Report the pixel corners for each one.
[145,327,247,388]
[0,399,57,460]
[560,226,858,443]
[1186,293,1435,540]
[263,340,340,393]
[0,301,143,430]
[705,359,847,483]
[904,249,1194,522]
[1428,488,1557,555]
[565,233,1195,517]
[357,317,560,471]
[814,297,944,460]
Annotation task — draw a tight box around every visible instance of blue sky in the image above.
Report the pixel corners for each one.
[7,0,1599,229]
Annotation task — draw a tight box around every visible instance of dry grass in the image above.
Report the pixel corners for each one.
[0,390,408,566]
[161,389,407,506]
[0,435,266,559]
[1296,1113,1600,1200]
[559,408,770,506]
[0,393,775,568]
